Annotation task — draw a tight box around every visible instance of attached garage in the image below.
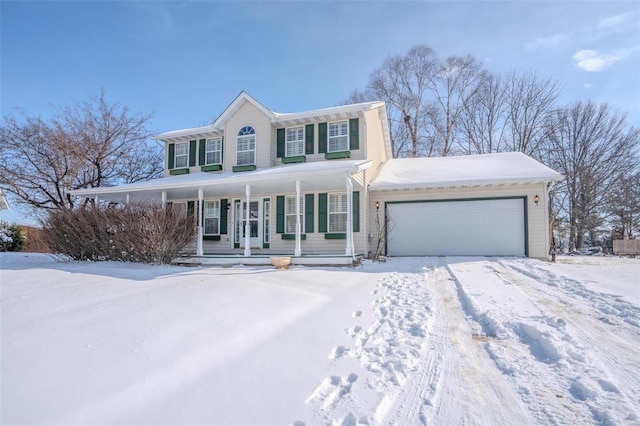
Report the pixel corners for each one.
[386,198,526,256]
[368,153,564,259]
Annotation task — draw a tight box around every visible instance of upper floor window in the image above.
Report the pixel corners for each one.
[204,200,220,235]
[328,193,348,233]
[206,138,222,165]
[237,126,256,166]
[328,121,349,152]
[285,195,304,234]
[286,127,304,157]
[175,142,189,168]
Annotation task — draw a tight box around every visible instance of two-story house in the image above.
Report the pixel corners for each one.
[71,91,562,263]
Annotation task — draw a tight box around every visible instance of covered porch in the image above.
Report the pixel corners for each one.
[71,160,371,264]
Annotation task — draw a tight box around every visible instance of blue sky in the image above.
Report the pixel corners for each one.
[1,0,639,225]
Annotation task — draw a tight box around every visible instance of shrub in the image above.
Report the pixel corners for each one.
[0,222,26,252]
[41,201,195,264]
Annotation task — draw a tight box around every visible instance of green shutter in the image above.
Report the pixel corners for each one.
[168,144,175,169]
[349,118,359,150]
[199,139,206,166]
[220,198,228,234]
[352,191,360,232]
[305,124,314,155]
[189,140,197,167]
[276,196,285,234]
[220,136,224,165]
[318,193,327,233]
[305,193,314,233]
[277,128,285,158]
[318,123,327,154]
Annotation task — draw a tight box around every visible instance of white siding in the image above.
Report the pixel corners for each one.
[368,183,550,259]
[223,101,272,171]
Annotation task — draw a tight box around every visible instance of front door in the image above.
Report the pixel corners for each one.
[234,199,262,248]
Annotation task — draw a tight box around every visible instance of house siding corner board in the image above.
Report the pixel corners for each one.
[362,107,388,184]
[369,183,548,259]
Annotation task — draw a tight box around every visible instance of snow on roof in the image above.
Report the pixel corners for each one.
[369,152,563,191]
[70,159,372,200]
[153,91,386,141]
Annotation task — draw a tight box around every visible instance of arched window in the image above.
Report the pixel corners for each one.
[237,126,256,166]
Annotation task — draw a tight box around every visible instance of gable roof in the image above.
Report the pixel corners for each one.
[369,152,563,191]
[153,92,391,154]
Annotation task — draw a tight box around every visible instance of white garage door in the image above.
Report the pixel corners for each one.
[386,198,526,256]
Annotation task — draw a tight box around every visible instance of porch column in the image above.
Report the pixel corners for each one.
[244,184,251,257]
[125,193,130,204]
[197,188,203,257]
[161,191,167,206]
[294,180,301,257]
[345,175,354,258]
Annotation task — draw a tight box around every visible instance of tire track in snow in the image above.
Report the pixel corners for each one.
[496,259,640,424]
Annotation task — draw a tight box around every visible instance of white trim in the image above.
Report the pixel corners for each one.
[244,185,251,256]
[174,142,189,168]
[295,180,301,257]
[328,120,349,153]
[236,126,256,166]
[285,126,305,157]
[203,200,221,236]
[205,138,223,165]
[197,189,203,257]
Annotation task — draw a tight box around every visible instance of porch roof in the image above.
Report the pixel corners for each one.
[70,159,372,203]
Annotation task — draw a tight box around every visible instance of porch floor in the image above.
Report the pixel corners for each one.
[173,254,360,267]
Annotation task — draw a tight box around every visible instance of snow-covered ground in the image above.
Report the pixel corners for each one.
[1,253,638,425]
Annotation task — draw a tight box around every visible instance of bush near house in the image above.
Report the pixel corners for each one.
[42,201,195,264]
[0,222,26,252]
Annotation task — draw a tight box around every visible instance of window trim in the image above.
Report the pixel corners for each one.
[285,126,305,157]
[285,195,305,234]
[203,200,221,236]
[205,138,222,166]
[328,120,349,153]
[236,126,256,166]
[328,192,348,233]
[174,142,189,169]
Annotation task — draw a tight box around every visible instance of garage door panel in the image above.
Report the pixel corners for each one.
[387,199,525,256]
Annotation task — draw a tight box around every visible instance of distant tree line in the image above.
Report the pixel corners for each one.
[347,44,640,251]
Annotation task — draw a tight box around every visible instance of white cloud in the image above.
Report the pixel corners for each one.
[524,10,639,52]
[572,50,621,72]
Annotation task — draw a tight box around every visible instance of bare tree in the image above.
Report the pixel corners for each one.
[427,54,488,156]
[0,90,162,212]
[606,171,640,239]
[505,71,561,155]
[545,101,639,251]
[458,73,508,154]
[368,44,440,157]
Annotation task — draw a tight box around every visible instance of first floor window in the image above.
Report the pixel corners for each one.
[328,121,348,152]
[237,126,256,166]
[204,200,220,235]
[175,142,188,168]
[328,193,347,232]
[285,195,304,234]
[286,126,304,157]
[206,138,222,165]
[172,201,188,217]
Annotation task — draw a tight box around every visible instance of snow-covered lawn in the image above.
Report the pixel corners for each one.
[1,253,638,425]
